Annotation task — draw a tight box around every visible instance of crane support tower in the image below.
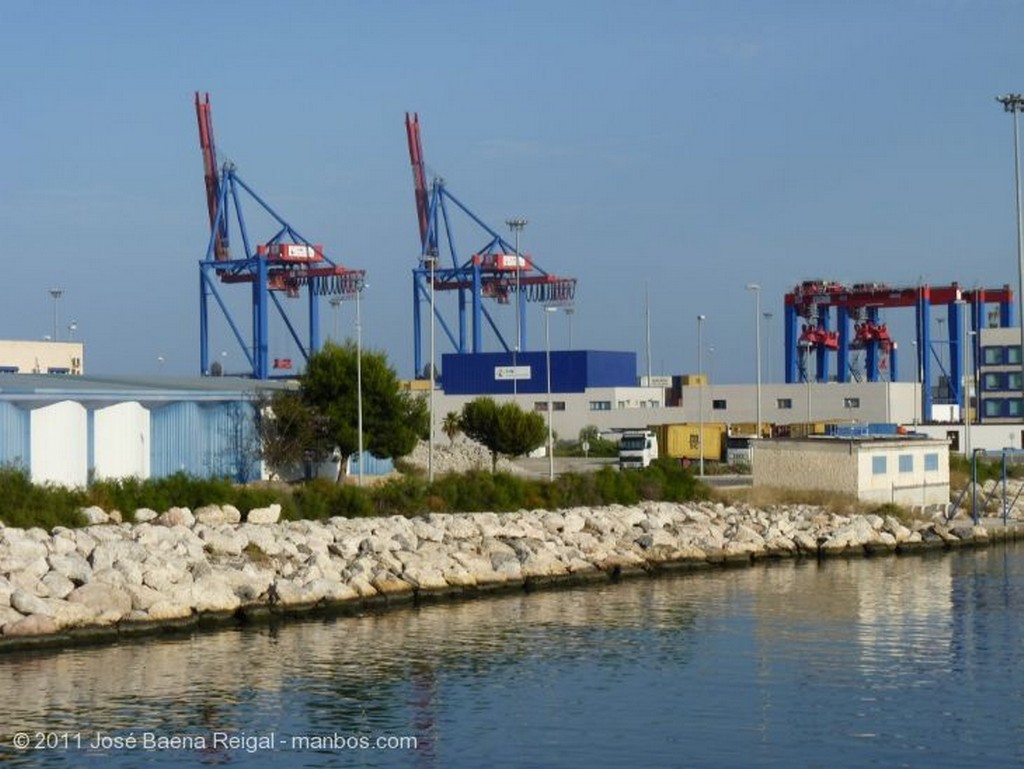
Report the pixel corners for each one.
[405,112,577,378]
[784,280,1014,420]
[194,93,365,379]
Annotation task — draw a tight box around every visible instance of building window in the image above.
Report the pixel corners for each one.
[844,397,861,409]
[924,453,939,472]
[777,398,792,409]
[47,367,70,375]
[984,346,1005,365]
[984,398,1005,418]
[617,401,628,409]
[872,456,887,475]
[898,454,913,473]
[983,373,1005,392]
[536,401,566,412]
[589,401,611,411]
[1009,398,1024,418]
[712,399,727,410]
[0,366,17,374]
[1008,347,1023,365]
[1011,372,1023,391]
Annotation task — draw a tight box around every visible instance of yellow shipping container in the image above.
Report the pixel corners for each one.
[680,374,708,386]
[654,423,726,461]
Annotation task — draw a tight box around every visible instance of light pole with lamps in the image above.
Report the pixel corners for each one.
[355,280,367,486]
[746,284,762,438]
[544,305,557,481]
[506,217,527,399]
[997,93,1024,406]
[49,288,63,341]
[697,314,706,476]
[68,321,78,342]
[427,255,436,483]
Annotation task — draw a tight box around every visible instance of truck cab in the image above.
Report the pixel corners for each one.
[619,429,659,469]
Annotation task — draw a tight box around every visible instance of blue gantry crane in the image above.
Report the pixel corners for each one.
[195,93,365,379]
[405,113,576,378]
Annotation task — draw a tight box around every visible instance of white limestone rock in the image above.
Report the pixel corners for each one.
[41,572,75,599]
[134,508,159,523]
[66,582,133,624]
[188,575,241,613]
[47,551,93,585]
[81,506,110,526]
[194,505,229,526]
[3,613,58,637]
[156,507,195,528]
[247,504,282,525]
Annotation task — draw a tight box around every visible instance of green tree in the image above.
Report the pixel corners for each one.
[265,342,428,482]
[460,397,546,472]
[442,411,462,445]
[260,390,329,480]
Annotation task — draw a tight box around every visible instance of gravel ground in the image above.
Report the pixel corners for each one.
[405,436,525,475]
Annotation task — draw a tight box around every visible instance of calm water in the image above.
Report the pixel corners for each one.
[1,544,1023,768]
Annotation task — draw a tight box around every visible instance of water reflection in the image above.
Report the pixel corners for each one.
[0,545,1021,768]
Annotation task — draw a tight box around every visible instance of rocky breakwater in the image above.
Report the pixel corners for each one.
[0,501,1016,647]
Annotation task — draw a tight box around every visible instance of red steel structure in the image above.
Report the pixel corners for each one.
[784,279,1014,419]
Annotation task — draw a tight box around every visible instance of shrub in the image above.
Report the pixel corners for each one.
[0,466,87,530]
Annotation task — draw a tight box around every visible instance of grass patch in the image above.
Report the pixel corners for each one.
[714,485,922,522]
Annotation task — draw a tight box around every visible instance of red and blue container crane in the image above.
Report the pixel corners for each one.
[405,113,576,378]
[195,93,365,379]
[784,280,1014,419]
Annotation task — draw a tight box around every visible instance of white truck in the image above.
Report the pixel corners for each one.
[618,429,659,469]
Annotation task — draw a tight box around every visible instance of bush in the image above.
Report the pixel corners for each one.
[87,473,294,519]
[292,479,374,520]
[0,466,88,530]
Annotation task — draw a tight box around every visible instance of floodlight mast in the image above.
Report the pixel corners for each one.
[997,93,1024,406]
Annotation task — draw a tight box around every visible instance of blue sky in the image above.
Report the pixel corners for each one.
[2,1,1023,383]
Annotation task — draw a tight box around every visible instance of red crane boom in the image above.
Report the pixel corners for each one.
[405,112,430,249]
[194,92,228,260]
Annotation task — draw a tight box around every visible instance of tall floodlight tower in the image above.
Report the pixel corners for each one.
[997,93,1024,403]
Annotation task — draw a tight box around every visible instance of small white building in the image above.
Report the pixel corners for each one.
[752,436,950,507]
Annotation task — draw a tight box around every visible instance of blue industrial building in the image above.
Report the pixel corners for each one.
[0,374,288,487]
[440,350,636,395]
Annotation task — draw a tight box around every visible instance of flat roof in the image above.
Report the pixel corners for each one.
[0,373,296,404]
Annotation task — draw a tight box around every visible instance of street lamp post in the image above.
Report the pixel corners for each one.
[506,218,527,399]
[997,93,1024,409]
[68,321,78,342]
[356,280,367,486]
[544,306,557,481]
[746,284,762,438]
[762,311,773,383]
[49,288,63,341]
[428,255,436,484]
[697,314,706,476]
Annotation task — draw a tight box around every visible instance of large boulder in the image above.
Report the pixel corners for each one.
[247,504,282,525]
